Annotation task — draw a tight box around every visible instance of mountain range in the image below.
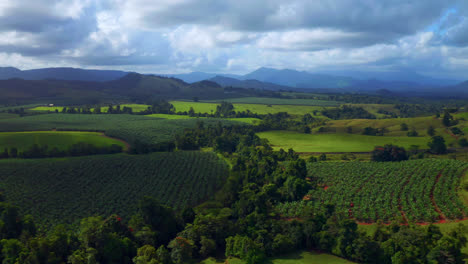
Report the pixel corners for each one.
[0,66,466,98]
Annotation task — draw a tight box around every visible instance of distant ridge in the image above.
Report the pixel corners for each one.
[0,67,129,82]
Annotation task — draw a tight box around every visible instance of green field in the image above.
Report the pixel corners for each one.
[146,114,261,124]
[201,251,355,264]
[0,114,244,146]
[31,104,151,113]
[326,116,444,136]
[0,131,127,152]
[0,113,19,120]
[258,131,430,153]
[0,151,228,227]
[205,97,341,106]
[171,101,326,116]
[277,159,468,223]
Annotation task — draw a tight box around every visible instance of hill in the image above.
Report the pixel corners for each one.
[210,75,293,91]
[0,67,128,82]
[0,73,228,104]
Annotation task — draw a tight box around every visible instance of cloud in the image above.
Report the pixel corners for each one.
[0,0,468,79]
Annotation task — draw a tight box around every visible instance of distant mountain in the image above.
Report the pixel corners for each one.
[242,67,356,89]
[210,76,293,91]
[0,67,129,82]
[0,73,226,104]
[316,69,459,86]
[167,72,242,83]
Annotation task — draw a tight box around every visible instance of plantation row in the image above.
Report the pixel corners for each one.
[0,151,228,227]
[0,114,242,146]
[277,159,468,223]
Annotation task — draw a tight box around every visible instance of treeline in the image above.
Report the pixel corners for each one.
[0,142,122,159]
[322,105,376,120]
[1,124,467,264]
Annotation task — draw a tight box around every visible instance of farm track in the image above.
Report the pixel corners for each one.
[430,173,447,221]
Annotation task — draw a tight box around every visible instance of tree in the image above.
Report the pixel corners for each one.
[319,153,327,161]
[199,236,216,258]
[303,126,311,134]
[427,126,435,137]
[371,145,408,162]
[188,107,195,117]
[443,112,453,127]
[459,138,468,147]
[400,123,409,131]
[407,129,418,137]
[428,136,447,154]
[168,237,194,264]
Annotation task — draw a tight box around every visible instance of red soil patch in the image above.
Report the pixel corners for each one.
[323,186,329,190]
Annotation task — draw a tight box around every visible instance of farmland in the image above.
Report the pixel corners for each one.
[257,131,430,153]
[205,97,341,106]
[0,151,228,227]
[171,101,326,115]
[31,104,151,113]
[276,159,468,223]
[201,251,355,264]
[146,113,261,124]
[0,131,127,152]
[0,114,244,146]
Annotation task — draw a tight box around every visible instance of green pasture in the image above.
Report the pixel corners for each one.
[205,97,341,106]
[0,113,19,120]
[171,101,325,116]
[257,131,430,152]
[146,113,261,124]
[201,251,355,264]
[0,131,127,152]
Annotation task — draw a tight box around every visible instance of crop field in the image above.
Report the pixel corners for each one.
[277,159,468,223]
[171,101,326,116]
[201,251,355,264]
[205,97,341,106]
[31,104,151,113]
[326,116,445,136]
[0,114,244,146]
[0,131,127,152]
[146,114,261,124]
[0,113,19,120]
[257,131,430,152]
[0,151,229,227]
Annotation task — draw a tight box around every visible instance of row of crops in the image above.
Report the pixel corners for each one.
[0,114,242,145]
[276,159,468,223]
[0,152,228,227]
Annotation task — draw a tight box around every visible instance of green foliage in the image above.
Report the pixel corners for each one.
[322,105,376,120]
[371,145,408,162]
[428,136,447,154]
[0,152,228,227]
[400,123,409,131]
[299,159,468,223]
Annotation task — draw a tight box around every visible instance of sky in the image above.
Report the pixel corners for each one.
[1,0,468,79]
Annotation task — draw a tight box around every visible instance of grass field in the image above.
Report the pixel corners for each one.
[257,131,430,153]
[0,114,244,146]
[31,104,151,113]
[146,114,261,124]
[0,151,228,227]
[0,131,127,152]
[201,251,355,264]
[171,101,326,116]
[326,116,444,136]
[205,97,341,106]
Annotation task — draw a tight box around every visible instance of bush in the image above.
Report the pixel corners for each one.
[371,145,408,162]
[428,136,447,154]
[407,130,419,137]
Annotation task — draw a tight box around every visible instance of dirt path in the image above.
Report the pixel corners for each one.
[430,173,447,221]
[99,133,131,152]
